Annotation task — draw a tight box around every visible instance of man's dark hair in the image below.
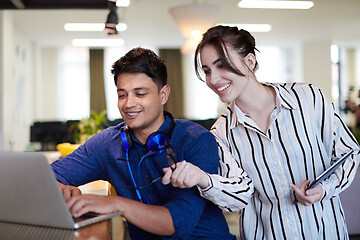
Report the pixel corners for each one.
[111,47,167,90]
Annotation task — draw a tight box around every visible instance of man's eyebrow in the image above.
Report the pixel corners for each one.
[117,87,150,92]
[202,58,221,68]
[133,87,150,91]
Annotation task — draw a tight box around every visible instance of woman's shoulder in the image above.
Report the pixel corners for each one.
[209,105,234,133]
[275,82,320,92]
[271,82,325,100]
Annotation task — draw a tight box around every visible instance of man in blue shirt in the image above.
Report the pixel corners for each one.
[51,47,235,240]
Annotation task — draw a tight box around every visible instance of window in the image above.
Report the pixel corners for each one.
[104,47,126,120]
[58,46,89,120]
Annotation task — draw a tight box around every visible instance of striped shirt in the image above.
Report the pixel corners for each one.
[200,83,360,239]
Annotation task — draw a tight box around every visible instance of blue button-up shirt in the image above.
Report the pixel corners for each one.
[51,115,235,240]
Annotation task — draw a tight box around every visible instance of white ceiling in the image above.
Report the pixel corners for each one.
[9,0,360,50]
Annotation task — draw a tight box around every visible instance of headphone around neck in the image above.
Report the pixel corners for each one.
[120,111,175,154]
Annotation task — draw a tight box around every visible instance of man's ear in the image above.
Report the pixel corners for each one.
[160,85,170,105]
[244,53,256,72]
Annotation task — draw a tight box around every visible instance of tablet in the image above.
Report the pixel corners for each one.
[305,149,354,190]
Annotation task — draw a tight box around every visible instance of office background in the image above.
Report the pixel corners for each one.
[1,0,360,152]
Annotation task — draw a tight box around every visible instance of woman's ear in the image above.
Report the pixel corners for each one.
[160,85,170,105]
[244,53,256,72]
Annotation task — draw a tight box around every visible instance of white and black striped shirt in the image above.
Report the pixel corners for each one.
[200,83,359,239]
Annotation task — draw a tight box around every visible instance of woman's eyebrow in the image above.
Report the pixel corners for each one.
[213,58,221,65]
[202,58,221,68]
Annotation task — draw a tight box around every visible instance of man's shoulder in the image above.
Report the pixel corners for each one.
[172,119,217,145]
[102,121,125,134]
[174,119,212,136]
[172,119,219,171]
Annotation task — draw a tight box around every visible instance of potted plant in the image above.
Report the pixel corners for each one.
[70,109,109,144]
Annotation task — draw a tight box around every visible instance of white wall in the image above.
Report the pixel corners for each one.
[40,48,61,120]
[0,11,15,151]
[0,11,36,151]
[32,41,43,121]
[0,12,5,150]
[0,10,72,151]
[303,40,332,100]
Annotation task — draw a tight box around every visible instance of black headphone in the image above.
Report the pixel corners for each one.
[120,111,175,154]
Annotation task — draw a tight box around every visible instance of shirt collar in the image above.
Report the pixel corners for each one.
[158,113,173,133]
[131,112,173,145]
[263,82,297,110]
[228,83,297,129]
[228,102,242,129]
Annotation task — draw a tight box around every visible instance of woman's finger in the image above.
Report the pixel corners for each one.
[161,167,172,185]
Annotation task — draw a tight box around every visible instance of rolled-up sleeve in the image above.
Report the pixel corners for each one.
[319,102,360,200]
[164,131,220,238]
[164,188,207,238]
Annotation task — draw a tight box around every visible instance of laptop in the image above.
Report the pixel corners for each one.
[0,151,123,229]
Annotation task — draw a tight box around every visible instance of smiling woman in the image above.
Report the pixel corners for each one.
[163,25,360,239]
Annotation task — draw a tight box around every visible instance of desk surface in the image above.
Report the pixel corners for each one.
[0,216,127,240]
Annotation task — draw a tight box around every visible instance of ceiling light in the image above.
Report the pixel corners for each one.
[64,23,127,32]
[116,23,127,31]
[65,23,105,31]
[72,39,125,47]
[116,0,130,7]
[218,24,272,32]
[191,30,202,38]
[169,3,219,54]
[238,0,314,9]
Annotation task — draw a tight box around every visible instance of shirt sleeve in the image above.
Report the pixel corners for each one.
[313,86,360,201]
[198,124,254,212]
[51,131,108,186]
[164,131,223,238]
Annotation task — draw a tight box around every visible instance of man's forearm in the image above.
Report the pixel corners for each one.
[116,196,175,236]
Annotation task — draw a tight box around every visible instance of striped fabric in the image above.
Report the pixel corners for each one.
[200,83,360,239]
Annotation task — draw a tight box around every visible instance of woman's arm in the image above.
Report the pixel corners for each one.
[163,126,254,211]
[309,85,359,201]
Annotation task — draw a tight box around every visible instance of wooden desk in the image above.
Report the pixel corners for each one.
[75,219,112,240]
[77,215,128,240]
[0,216,128,240]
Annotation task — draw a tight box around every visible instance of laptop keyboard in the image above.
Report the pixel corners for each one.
[73,212,101,223]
